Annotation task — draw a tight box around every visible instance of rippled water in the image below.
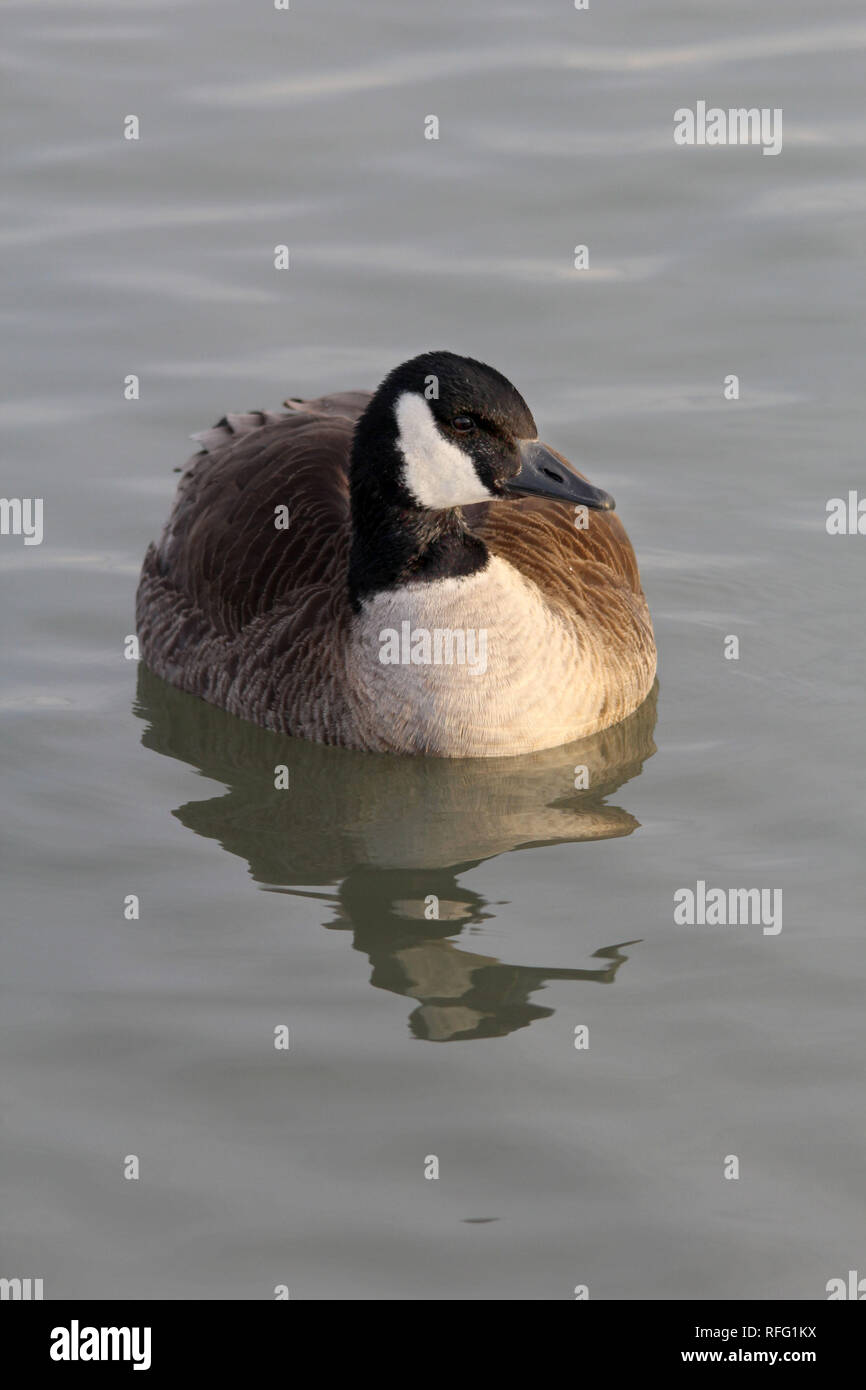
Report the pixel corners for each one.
[3,0,865,1299]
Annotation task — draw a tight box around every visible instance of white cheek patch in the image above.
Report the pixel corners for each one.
[394,391,494,509]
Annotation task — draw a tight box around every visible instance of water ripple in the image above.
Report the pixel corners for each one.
[186,25,866,108]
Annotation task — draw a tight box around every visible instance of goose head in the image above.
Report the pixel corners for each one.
[348,350,614,607]
[352,350,614,512]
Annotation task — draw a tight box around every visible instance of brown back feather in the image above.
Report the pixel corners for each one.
[154,398,366,638]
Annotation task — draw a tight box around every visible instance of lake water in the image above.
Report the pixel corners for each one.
[3,0,865,1300]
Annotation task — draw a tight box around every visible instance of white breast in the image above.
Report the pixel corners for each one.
[346,556,608,756]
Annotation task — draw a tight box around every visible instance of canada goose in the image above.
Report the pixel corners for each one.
[136,351,656,756]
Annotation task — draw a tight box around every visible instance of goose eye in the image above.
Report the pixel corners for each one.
[451,415,474,433]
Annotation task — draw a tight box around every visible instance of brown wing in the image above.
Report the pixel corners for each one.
[146,394,372,638]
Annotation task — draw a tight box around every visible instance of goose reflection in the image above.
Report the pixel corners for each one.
[134,666,658,1042]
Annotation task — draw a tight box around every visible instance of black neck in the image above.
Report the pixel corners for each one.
[347,440,488,610]
[347,501,488,611]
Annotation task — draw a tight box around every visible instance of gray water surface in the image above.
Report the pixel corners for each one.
[2,0,865,1299]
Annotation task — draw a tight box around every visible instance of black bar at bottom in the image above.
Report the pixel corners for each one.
[1,1299,862,1375]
